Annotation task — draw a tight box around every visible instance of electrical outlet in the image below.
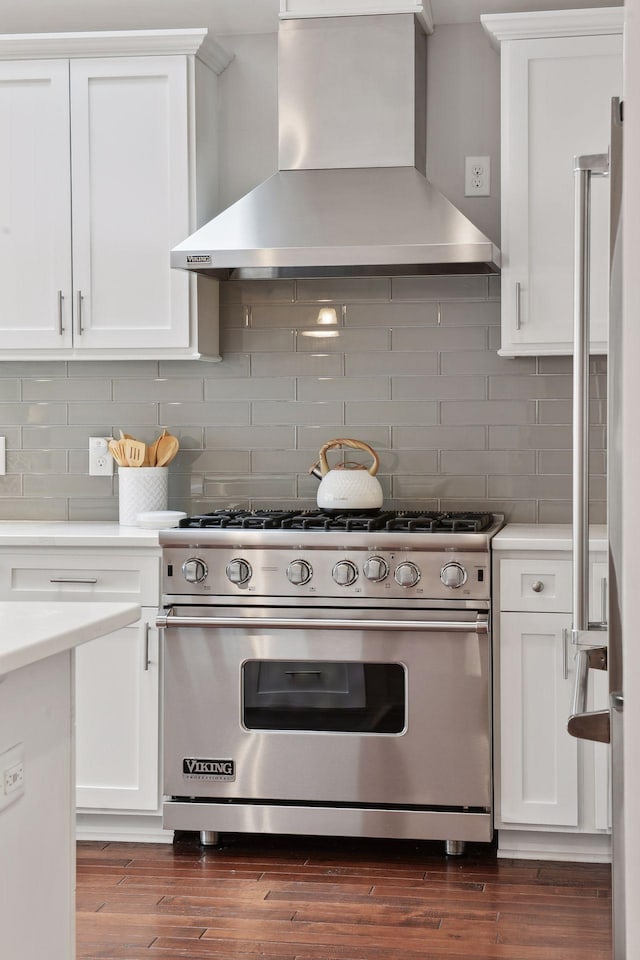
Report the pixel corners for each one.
[0,742,24,812]
[465,155,491,197]
[89,436,114,476]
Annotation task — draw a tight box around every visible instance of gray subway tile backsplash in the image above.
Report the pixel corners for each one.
[0,275,607,522]
[391,276,488,301]
[392,325,486,352]
[296,278,390,302]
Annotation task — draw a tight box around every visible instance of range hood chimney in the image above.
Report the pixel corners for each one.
[171,3,500,280]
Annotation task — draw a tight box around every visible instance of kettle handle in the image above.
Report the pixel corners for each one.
[318,438,380,477]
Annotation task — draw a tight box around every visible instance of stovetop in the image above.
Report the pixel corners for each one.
[177,509,495,534]
[160,510,503,603]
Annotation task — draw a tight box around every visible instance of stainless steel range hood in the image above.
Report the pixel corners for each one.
[172,11,500,280]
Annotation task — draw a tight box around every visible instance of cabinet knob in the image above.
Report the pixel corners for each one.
[532,580,544,593]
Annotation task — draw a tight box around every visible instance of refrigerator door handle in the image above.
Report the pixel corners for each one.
[610,691,624,712]
[569,151,610,743]
[572,151,610,647]
[568,646,610,743]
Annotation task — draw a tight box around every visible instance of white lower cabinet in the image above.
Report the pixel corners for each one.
[0,542,163,834]
[75,608,159,811]
[494,543,611,861]
[499,611,577,826]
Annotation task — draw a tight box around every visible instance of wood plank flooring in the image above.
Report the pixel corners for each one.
[76,834,612,960]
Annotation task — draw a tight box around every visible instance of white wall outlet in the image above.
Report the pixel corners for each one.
[465,155,491,197]
[0,436,5,475]
[0,742,24,813]
[89,436,114,476]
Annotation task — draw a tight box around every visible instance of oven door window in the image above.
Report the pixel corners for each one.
[242,660,405,733]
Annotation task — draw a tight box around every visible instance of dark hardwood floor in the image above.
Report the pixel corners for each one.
[76,833,612,960]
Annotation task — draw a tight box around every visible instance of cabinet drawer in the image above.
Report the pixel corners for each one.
[500,559,572,612]
[0,553,159,605]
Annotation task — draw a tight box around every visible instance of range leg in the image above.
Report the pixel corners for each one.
[199,830,220,846]
[445,840,465,856]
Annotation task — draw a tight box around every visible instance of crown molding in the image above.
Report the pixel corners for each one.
[279,1,434,34]
[0,28,232,71]
[481,7,624,50]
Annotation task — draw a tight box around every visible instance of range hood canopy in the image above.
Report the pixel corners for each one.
[172,3,500,280]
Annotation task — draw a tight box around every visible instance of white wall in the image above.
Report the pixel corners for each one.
[426,22,501,244]
[217,33,278,210]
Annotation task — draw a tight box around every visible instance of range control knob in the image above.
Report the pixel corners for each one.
[440,561,468,589]
[332,560,358,586]
[363,556,389,582]
[226,558,252,585]
[182,557,208,584]
[287,559,312,585]
[394,561,421,588]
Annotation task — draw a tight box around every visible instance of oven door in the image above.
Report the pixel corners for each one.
[159,606,491,809]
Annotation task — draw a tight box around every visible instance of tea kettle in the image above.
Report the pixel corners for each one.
[310,438,383,511]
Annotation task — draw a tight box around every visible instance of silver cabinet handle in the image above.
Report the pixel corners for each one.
[515,281,521,330]
[156,611,489,634]
[562,627,569,680]
[532,580,544,593]
[77,290,84,335]
[143,622,150,671]
[57,290,65,335]
[600,576,608,625]
[49,577,98,584]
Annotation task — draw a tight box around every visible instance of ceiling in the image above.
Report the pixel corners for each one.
[0,0,622,36]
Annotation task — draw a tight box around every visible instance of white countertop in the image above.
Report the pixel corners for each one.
[0,521,161,547]
[493,523,608,552]
[0,601,140,676]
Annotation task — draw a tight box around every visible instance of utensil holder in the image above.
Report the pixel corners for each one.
[118,467,168,526]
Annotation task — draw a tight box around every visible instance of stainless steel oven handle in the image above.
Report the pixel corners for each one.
[156,610,489,634]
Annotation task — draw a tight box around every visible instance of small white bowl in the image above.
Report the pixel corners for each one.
[135,510,186,529]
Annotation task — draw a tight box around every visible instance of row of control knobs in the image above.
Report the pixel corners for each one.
[181,557,469,589]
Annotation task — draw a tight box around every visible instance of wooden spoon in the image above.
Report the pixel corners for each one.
[146,430,166,467]
[155,434,179,466]
[123,438,146,467]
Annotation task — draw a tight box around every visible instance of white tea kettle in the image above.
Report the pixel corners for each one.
[310,438,383,511]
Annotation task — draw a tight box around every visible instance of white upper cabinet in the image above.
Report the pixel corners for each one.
[483,9,623,356]
[0,30,231,360]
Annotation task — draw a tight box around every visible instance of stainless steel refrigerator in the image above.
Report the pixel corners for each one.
[568,97,625,958]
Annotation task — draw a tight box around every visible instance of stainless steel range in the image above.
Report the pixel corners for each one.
[157,509,503,853]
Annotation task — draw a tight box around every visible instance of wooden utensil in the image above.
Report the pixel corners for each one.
[146,430,166,467]
[122,438,146,467]
[155,434,179,466]
[108,438,127,466]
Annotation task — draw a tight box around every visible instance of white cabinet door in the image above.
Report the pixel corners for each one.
[69,56,192,352]
[75,609,159,811]
[499,611,578,826]
[499,34,622,356]
[0,30,224,361]
[0,59,73,350]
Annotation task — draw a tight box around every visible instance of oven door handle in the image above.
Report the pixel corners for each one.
[156,609,489,634]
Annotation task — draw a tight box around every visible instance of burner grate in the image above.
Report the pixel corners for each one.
[178,509,495,533]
